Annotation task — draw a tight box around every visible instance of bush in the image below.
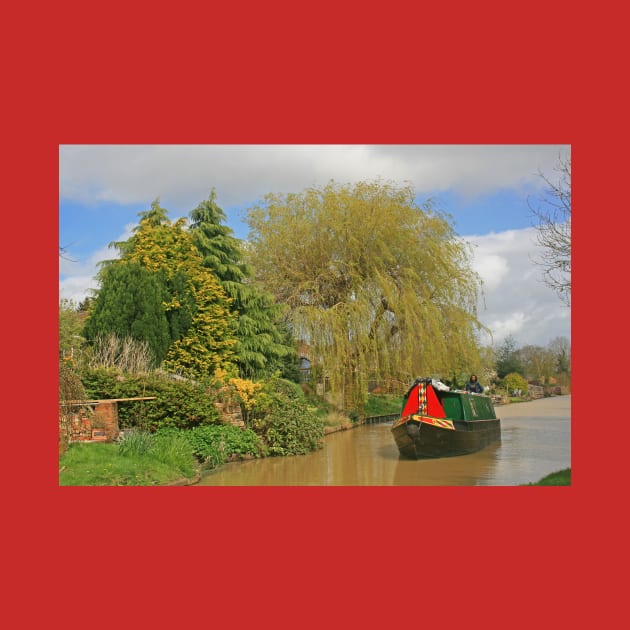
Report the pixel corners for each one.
[189,424,262,463]
[271,377,305,401]
[239,372,325,456]
[156,424,263,468]
[502,372,529,396]
[260,397,325,456]
[80,368,220,430]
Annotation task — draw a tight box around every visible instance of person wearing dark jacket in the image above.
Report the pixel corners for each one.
[465,374,484,393]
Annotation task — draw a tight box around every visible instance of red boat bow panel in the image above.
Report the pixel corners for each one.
[400,382,447,419]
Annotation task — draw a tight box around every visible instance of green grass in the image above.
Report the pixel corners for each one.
[525,468,571,486]
[364,394,403,416]
[59,437,198,486]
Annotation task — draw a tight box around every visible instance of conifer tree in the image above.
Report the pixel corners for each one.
[189,189,248,288]
[495,335,524,379]
[88,200,237,378]
[83,262,171,366]
[189,190,297,378]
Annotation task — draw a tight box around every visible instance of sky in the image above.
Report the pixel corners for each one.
[59,144,571,349]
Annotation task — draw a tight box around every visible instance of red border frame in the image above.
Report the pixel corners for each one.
[7,1,601,625]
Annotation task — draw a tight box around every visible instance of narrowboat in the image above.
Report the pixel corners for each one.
[391,377,501,458]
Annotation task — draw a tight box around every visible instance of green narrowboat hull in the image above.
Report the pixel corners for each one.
[391,415,501,459]
[391,379,501,459]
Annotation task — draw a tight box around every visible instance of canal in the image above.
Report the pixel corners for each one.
[197,395,571,486]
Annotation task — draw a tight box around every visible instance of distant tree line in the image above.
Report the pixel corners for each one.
[484,334,571,394]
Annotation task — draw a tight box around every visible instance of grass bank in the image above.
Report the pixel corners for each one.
[525,468,571,485]
[59,441,199,486]
[364,393,403,416]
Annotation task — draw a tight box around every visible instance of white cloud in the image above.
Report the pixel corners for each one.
[471,252,510,292]
[59,226,132,304]
[59,144,570,211]
[468,228,571,347]
[484,312,531,339]
[59,274,99,305]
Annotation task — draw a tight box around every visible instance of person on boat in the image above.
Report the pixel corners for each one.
[465,374,484,393]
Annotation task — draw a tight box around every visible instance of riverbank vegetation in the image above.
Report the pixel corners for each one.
[364,393,404,416]
[60,424,264,486]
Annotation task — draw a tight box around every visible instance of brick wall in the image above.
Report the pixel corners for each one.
[61,397,156,444]
[93,402,119,441]
[214,400,245,427]
[61,401,120,443]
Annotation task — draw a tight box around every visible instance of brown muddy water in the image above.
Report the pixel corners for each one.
[197,395,571,486]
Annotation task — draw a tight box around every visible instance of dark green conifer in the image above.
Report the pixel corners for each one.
[83,262,171,366]
[189,190,297,378]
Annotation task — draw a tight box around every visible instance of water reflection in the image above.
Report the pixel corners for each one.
[392,442,502,486]
[198,396,571,486]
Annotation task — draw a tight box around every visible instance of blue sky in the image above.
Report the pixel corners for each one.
[59,144,571,348]
[59,188,534,259]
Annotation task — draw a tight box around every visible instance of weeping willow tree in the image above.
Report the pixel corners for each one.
[246,179,487,411]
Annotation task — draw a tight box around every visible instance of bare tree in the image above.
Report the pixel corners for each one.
[529,153,571,306]
[59,244,77,262]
